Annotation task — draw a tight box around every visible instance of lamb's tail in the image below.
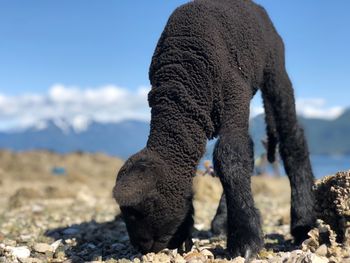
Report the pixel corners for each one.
[262,94,278,163]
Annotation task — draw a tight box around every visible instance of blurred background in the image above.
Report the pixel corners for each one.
[0,0,349,178]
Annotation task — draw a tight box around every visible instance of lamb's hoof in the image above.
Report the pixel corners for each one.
[184,237,193,252]
[229,246,260,261]
[227,234,263,260]
[178,237,193,253]
[244,249,253,263]
[229,244,262,262]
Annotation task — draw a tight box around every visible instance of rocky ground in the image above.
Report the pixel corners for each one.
[0,150,349,263]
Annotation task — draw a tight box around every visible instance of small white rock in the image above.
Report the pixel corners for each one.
[9,246,31,259]
[50,239,62,252]
[31,204,44,213]
[64,238,73,244]
[171,248,178,257]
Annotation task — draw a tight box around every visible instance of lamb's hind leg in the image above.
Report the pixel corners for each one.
[263,65,316,244]
[213,125,263,258]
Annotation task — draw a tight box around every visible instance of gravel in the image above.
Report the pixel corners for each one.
[0,150,349,262]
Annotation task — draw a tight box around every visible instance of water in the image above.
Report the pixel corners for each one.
[311,154,350,178]
[266,154,350,179]
[199,154,350,179]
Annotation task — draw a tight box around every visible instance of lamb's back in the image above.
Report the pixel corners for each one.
[151,0,278,87]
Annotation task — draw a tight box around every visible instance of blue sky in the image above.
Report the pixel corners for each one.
[0,1,349,130]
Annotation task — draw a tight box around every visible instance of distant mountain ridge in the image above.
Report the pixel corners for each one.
[0,109,349,159]
[0,120,150,159]
[250,108,350,156]
[300,108,350,155]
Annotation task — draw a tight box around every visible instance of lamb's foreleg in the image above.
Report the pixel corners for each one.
[213,128,263,258]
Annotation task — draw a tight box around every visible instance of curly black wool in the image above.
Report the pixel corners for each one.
[114,0,316,258]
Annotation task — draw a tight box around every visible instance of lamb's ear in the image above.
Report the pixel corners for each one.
[113,162,157,207]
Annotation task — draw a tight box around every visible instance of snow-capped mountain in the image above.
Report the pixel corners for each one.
[0,109,350,159]
[0,119,150,159]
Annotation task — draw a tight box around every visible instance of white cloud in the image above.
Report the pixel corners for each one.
[250,97,345,120]
[0,85,346,132]
[296,98,344,119]
[0,84,150,132]
[48,84,81,103]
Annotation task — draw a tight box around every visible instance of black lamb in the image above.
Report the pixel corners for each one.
[113,0,316,258]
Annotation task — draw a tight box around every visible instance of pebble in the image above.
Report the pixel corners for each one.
[174,254,186,263]
[141,253,155,262]
[231,257,245,263]
[3,239,17,246]
[33,243,53,253]
[21,258,43,263]
[200,248,214,259]
[19,235,32,242]
[31,204,44,213]
[1,159,349,263]
[50,239,62,252]
[315,244,328,257]
[54,250,66,260]
[307,253,329,263]
[9,246,31,259]
[184,251,206,262]
[64,238,75,245]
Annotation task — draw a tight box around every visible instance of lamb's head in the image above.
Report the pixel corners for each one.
[113,150,194,253]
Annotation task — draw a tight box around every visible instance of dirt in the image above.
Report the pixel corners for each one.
[0,150,349,262]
